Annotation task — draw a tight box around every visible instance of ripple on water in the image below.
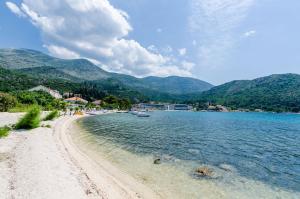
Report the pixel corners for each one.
[77,112,300,198]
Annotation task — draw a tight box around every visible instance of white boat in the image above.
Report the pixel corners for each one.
[117,111,129,113]
[137,112,150,117]
[130,111,138,115]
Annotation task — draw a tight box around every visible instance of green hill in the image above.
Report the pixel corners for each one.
[114,75,213,95]
[0,67,147,102]
[195,74,300,112]
[0,48,213,95]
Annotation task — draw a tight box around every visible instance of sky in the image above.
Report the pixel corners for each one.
[1,0,300,85]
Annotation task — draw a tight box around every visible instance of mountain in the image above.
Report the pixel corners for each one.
[195,74,300,112]
[0,49,110,80]
[114,75,213,95]
[0,48,213,95]
[0,66,148,102]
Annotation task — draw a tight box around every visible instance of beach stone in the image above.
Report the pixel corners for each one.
[153,158,161,165]
[195,166,213,177]
[0,153,10,162]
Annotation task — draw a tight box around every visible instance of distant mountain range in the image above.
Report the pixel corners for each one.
[0,49,213,95]
[1,48,300,112]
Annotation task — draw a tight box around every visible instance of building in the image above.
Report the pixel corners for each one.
[173,104,193,111]
[64,97,88,104]
[137,103,166,110]
[92,100,102,106]
[29,85,62,99]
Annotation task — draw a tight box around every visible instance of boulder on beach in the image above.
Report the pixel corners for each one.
[195,166,213,177]
[153,158,161,165]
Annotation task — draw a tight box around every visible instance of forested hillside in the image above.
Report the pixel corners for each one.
[193,74,300,112]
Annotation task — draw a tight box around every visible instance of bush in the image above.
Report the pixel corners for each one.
[0,126,11,138]
[12,91,66,111]
[15,106,41,129]
[0,92,17,112]
[8,104,40,113]
[44,110,59,121]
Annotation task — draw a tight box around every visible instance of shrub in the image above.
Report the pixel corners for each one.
[0,92,17,112]
[44,110,59,121]
[0,126,11,138]
[12,91,66,111]
[8,104,40,113]
[15,106,41,129]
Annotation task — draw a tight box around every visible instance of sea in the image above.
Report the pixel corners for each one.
[73,111,300,199]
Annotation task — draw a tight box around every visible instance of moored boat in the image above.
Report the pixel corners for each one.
[137,112,150,117]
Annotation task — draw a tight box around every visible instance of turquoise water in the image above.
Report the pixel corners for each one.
[79,112,300,198]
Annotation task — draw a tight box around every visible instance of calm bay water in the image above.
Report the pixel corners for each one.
[78,112,300,198]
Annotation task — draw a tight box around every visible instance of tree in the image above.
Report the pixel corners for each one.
[0,92,17,112]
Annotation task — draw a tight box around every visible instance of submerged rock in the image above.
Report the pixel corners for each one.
[154,158,161,165]
[219,164,234,172]
[195,167,213,177]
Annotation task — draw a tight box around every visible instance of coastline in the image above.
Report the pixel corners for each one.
[0,113,159,199]
[58,115,160,199]
[1,112,299,199]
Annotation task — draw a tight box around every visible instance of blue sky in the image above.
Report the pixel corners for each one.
[1,0,300,85]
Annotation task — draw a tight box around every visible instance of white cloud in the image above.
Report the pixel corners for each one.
[162,46,173,54]
[189,0,255,68]
[5,2,26,17]
[178,48,187,56]
[7,0,192,78]
[44,45,80,59]
[147,45,158,53]
[156,28,162,33]
[181,61,195,70]
[243,30,256,38]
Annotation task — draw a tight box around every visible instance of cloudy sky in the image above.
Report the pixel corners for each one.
[1,0,300,85]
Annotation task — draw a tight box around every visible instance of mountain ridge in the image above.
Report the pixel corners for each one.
[0,48,214,95]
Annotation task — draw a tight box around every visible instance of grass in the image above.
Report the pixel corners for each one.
[0,126,11,138]
[43,110,59,121]
[9,104,40,113]
[15,106,41,130]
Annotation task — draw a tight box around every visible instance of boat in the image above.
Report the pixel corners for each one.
[117,111,129,113]
[130,111,138,115]
[137,112,150,117]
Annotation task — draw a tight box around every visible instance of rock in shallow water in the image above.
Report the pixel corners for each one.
[195,167,213,177]
[154,158,161,165]
[219,164,234,172]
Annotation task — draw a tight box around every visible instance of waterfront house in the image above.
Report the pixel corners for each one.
[64,97,88,104]
[137,103,166,110]
[173,104,192,111]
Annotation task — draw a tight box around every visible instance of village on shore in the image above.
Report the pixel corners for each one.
[28,85,265,113]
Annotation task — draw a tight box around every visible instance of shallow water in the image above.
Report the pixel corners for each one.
[75,112,300,198]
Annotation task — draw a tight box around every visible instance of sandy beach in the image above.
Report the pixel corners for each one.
[0,113,159,199]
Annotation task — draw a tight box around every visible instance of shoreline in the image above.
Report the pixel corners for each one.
[0,113,159,199]
[58,115,160,199]
[1,112,299,198]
